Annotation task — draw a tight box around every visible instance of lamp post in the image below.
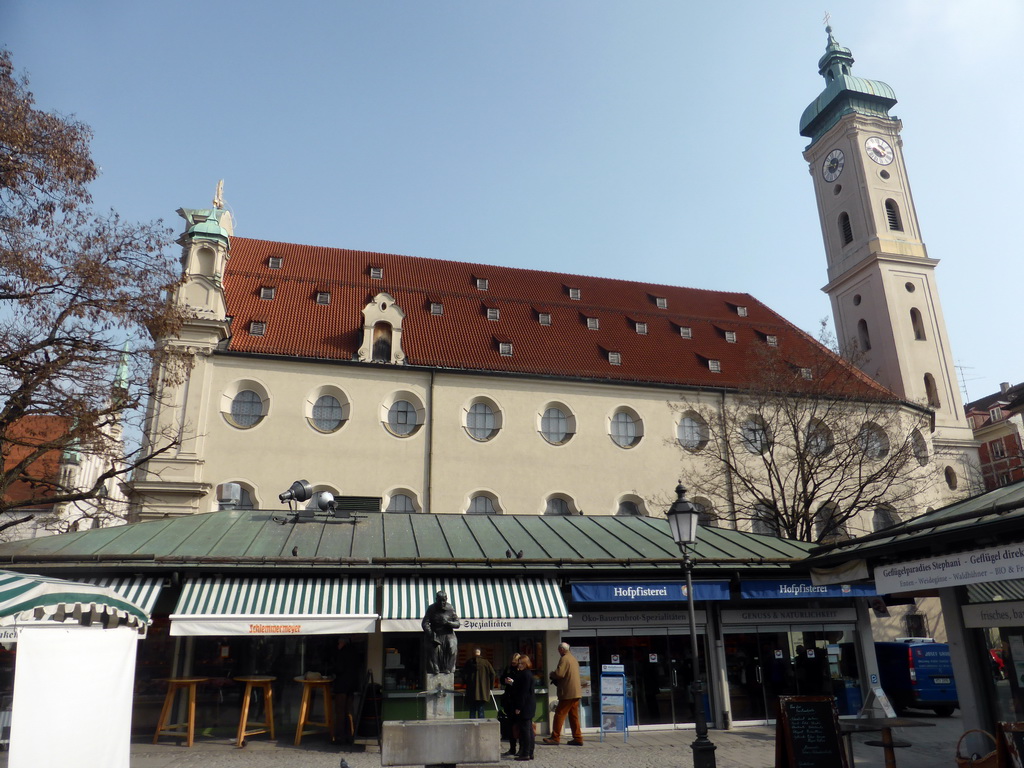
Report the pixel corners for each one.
[666,483,717,768]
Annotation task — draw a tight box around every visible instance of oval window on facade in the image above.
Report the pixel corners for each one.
[540,406,574,445]
[740,418,771,455]
[465,400,501,441]
[386,400,419,436]
[311,394,345,432]
[609,409,642,448]
[229,389,264,428]
[677,413,709,452]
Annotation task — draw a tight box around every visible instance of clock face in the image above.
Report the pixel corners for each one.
[865,137,895,165]
[822,149,845,182]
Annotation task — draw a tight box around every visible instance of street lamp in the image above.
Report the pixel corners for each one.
[666,483,717,768]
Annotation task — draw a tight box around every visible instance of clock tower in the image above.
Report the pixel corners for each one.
[800,27,977,484]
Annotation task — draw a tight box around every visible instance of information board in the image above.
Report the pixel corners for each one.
[599,667,627,743]
[774,696,848,768]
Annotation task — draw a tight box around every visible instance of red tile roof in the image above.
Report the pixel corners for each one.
[222,237,891,397]
[2,415,68,507]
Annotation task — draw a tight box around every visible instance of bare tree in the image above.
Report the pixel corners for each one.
[673,325,937,543]
[0,49,189,532]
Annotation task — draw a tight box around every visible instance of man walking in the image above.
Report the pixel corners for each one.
[542,642,583,746]
[463,647,497,719]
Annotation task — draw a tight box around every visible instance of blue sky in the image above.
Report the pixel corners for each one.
[4,1,1021,403]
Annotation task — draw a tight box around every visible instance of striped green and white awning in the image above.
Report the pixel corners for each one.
[382,576,569,632]
[0,570,150,631]
[170,575,377,636]
[76,575,163,617]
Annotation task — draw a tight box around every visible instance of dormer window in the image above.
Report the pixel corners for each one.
[635,322,648,335]
[568,287,581,301]
[316,292,331,305]
[370,266,383,279]
[655,297,668,309]
[430,302,443,315]
[725,331,737,343]
[801,368,813,380]
[708,359,721,373]
[260,286,276,300]
[990,408,1003,422]
[538,312,552,326]
[608,351,622,365]
[249,321,266,336]
[679,326,692,339]
[586,317,600,330]
[736,306,748,317]
[766,334,778,347]
[476,277,489,291]
[486,307,500,321]
[268,256,283,269]
[499,342,513,357]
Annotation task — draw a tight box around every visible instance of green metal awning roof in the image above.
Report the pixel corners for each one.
[382,576,568,632]
[169,575,377,636]
[0,510,815,575]
[808,481,1024,567]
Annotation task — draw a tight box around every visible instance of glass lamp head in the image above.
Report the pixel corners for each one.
[667,482,699,547]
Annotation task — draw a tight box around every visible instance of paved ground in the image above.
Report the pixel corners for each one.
[5,711,967,768]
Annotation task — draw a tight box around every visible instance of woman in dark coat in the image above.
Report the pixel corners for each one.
[500,652,521,756]
[506,654,536,761]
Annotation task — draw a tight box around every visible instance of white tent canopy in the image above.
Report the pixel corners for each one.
[0,569,151,768]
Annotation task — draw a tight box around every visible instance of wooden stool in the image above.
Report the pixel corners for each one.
[153,677,210,747]
[234,675,276,747]
[293,675,335,745]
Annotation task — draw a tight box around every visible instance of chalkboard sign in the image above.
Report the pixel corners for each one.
[998,722,1024,768]
[775,696,848,768]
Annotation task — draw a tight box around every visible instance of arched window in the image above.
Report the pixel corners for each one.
[467,495,499,515]
[945,466,959,490]
[815,503,848,543]
[873,506,899,532]
[545,497,571,516]
[616,501,641,516]
[386,493,417,513]
[693,497,717,527]
[924,373,941,409]
[884,199,903,231]
[857,319,871,351]
[839,212,853,245]
[751,504,779,536]
[372,322,392,362]
[910,308,926,340]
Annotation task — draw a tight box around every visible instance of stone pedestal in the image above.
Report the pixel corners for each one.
[423,672,455,719]
[381,719,501,767]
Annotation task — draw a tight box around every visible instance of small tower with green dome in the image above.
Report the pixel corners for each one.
[800,25,978,490]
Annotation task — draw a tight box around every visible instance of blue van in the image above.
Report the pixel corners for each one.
[874,640,958,716]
